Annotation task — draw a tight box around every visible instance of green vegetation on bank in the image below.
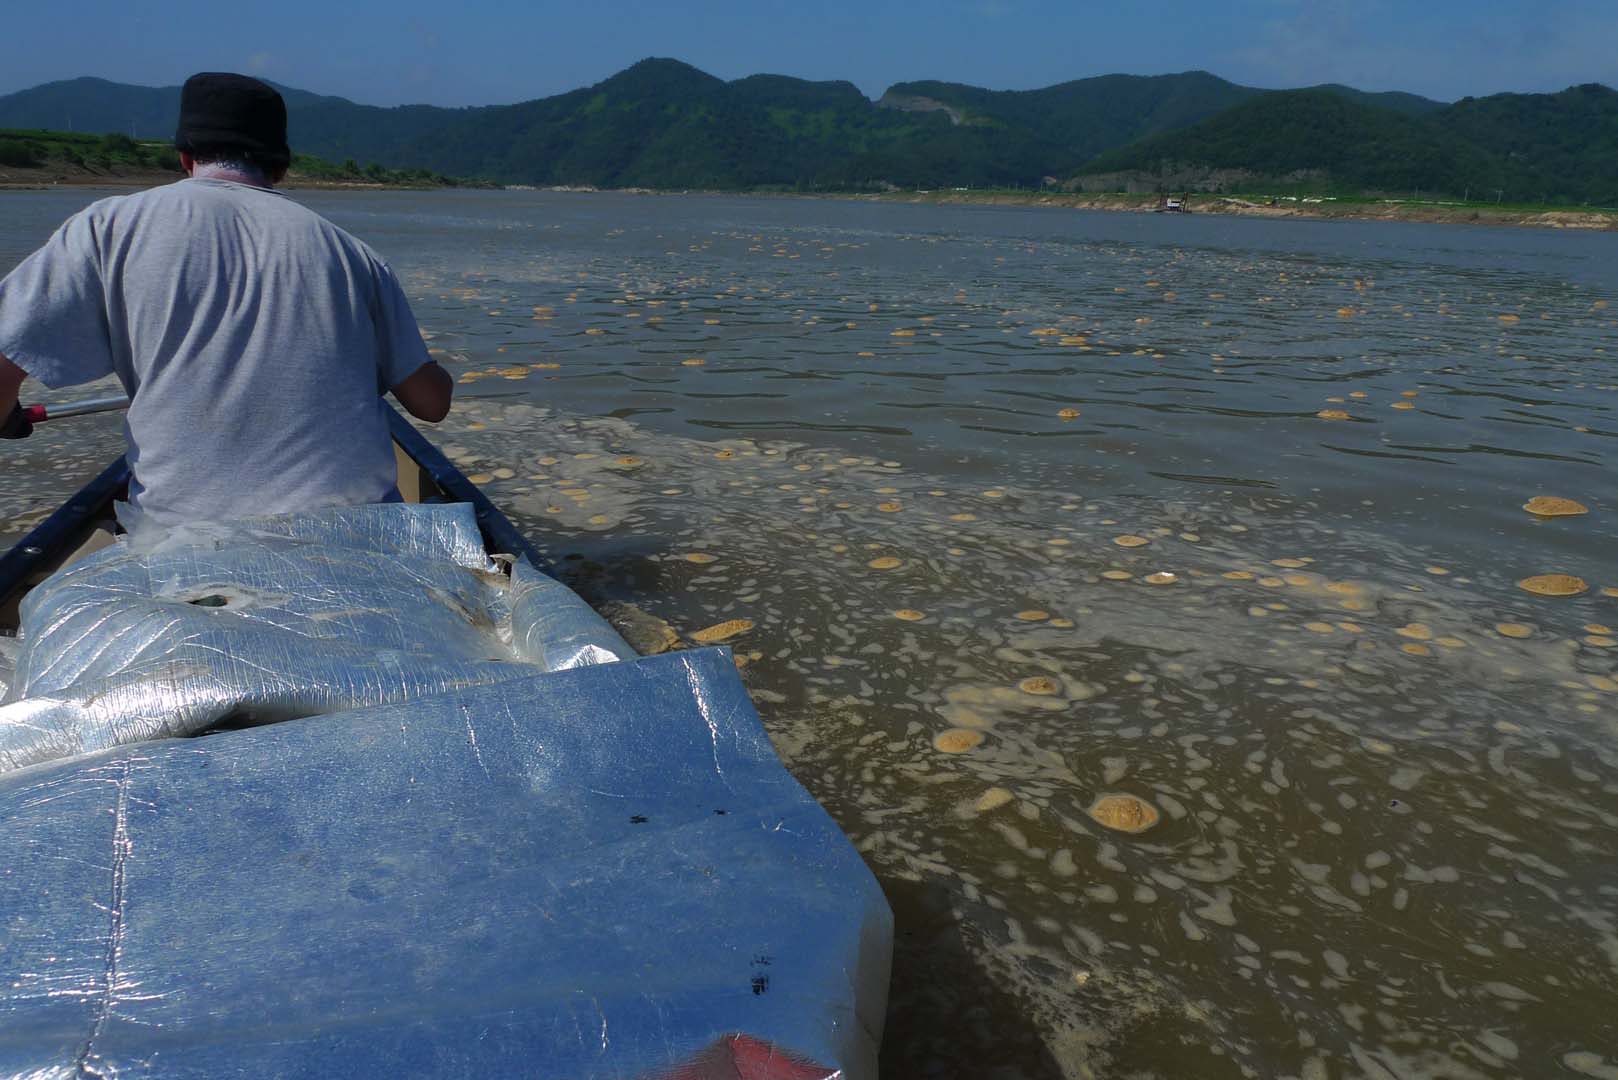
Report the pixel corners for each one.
[0,127,480,187]
[0,129,179,172]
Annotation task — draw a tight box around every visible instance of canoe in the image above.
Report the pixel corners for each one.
[0,408,892,1078]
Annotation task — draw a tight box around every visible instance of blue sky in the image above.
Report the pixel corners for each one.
[5,0,1614,106]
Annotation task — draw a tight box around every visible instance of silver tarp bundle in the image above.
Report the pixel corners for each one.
[0,648,892,1078]
[0,503,892,1076]
[0,503,633,774]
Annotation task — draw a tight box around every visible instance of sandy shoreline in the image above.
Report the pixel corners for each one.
[5,166,1615,231]
[858,190,1618,232]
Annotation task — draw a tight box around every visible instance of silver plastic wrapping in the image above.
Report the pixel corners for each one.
[0,647,891,1078]
[0,502,633,774]
[0,636,14,700]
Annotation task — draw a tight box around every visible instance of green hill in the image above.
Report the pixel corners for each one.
[1302,83,1446,117]
[1440,83,1618,203]
[1077,89,1508,197]
[1076,84,1616,205]
[879,71,1263,166]
[284,58,1059,190]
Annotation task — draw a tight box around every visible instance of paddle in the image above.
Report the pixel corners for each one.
[20,396,131,424]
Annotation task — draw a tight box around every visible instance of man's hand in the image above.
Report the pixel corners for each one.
[0,402,31,439]
[0,352,28,439]
[391,361,453,423]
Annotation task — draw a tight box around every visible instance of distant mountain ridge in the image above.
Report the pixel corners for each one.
[1,61,1610,202]
[1078,82,1618,204]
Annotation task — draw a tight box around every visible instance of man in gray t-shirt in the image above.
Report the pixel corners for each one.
[0,73,451,531]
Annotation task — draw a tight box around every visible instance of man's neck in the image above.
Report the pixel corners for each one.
[191,161,271,188]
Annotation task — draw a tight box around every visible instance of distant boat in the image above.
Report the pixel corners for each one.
[1155,196,1187,213]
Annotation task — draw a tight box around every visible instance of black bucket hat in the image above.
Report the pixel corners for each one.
[174,72,290,164]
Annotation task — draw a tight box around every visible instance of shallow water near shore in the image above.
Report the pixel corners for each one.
[4,188,1618,1078]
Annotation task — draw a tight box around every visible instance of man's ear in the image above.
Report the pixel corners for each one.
[178,150,196,176]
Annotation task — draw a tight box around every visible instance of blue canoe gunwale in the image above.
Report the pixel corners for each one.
[1,407,546,633]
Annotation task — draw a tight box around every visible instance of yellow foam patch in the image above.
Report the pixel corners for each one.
[934,728,985,753]
[1518,574,1589,597]
[975,787,1014,811]
[1522,496,1588,517]
[1087,794,1160,833]
[690,619,754,644]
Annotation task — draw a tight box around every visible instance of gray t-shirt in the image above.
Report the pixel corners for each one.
[0,178,432,528]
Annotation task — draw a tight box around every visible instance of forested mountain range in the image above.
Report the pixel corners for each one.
[1078,83,1618,204]
[0,60,1611,203]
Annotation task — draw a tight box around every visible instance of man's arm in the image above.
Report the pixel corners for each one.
[390,361,453,423]
[0,352,30,439]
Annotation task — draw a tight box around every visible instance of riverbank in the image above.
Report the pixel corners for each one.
[866,189,1618,231]
[0,163,476,191]
[8,167,1615,231]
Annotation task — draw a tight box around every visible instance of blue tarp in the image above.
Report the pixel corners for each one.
[0,647,891,1078]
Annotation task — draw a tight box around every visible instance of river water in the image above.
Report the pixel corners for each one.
[3,188,1617,1078]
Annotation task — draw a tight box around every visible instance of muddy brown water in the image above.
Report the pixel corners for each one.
[4,188,1617,1078]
